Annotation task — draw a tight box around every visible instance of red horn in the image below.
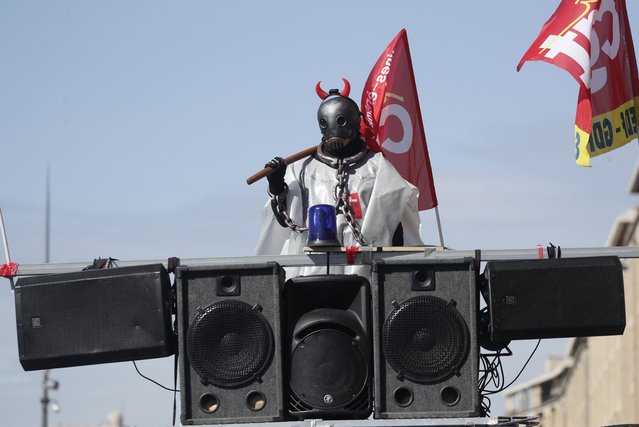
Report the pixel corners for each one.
[315,81,329,100]
[341,78,351,97]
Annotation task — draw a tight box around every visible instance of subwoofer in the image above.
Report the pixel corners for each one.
[176,262,285,425]
[284,275,373,420]
[372,258,480,418]
[484,256,626,341]
[14,264,175,371]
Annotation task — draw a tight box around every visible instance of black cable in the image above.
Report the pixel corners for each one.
[479,348,506,391]
[490,350,506,390]
[172,354,178,426]
[484,339,542,396]
[132,360,180,393]
[326,251,330,274]
[481,394,492,415]
[479,349,507,415]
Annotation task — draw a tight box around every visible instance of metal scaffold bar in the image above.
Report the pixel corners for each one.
[9,246,639,277]
[183,416,539,427]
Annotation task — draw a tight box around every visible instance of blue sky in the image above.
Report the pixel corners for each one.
[1,1,638,426]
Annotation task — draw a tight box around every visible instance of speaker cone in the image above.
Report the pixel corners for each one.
[290,329,368,409]
[186,300,273,387]
[382,296,470,383]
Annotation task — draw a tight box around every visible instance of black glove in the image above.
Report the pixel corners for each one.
[265,157,287,195]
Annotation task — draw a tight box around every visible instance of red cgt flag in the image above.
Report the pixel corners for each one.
[518,0,639,166]
[361,29,438,210]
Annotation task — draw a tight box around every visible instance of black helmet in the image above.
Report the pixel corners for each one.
[316,78,361,151]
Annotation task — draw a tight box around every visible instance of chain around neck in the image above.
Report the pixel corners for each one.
[316,141,368,168]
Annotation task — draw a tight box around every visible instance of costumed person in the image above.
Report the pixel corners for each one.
[255,78,423,276]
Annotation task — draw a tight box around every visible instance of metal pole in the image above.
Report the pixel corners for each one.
[41,370,49,427]
[434,206,445,248]
[42,172,53,427]
[0,207,15,290]
[10,246,639,277]
[45,165,50,264]
[40,370,58,427]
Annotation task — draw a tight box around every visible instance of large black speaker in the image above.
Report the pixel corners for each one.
[284,275,373,420]
[484,256,626,341]
[372,258,480,419]
[14,264,175,371]
[176,262,285,425]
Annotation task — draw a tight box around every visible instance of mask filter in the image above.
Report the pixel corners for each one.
[324,137,350,151]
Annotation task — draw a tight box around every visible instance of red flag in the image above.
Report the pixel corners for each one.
[518,0,639,166]
[361,29,438,210]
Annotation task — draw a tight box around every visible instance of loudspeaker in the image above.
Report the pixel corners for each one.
[176,262,285,425]
[284,275,373,420]
[14,264,175,371]
[484,256,626,341]
[372,258,480,418]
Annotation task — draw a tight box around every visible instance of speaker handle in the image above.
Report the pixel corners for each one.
[292,308,365,342]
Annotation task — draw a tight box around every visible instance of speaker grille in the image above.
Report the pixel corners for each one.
[15,264,175,370]
[382,296,470,383]
[290,329,368,409]
[186,300,273,388]
[486,256,625,340]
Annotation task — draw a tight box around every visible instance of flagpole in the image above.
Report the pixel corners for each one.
[434,206,445,248]
[45,164,50,264]
[0,207,15,291]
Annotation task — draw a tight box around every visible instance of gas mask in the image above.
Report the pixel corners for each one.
[316,79,362,151]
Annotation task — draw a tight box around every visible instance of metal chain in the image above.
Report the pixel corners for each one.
[334,159,367,245]
[269,184,307,233]
[269,157,367,245]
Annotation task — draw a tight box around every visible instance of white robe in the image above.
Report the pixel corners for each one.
[255,151,422,278]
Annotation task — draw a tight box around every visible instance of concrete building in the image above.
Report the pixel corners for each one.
[504,166,639,427]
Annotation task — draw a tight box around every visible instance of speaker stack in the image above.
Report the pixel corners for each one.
[176,260,481,423]
[176,262,286,425]
[13,252,629,425]
[372,258,480,418]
